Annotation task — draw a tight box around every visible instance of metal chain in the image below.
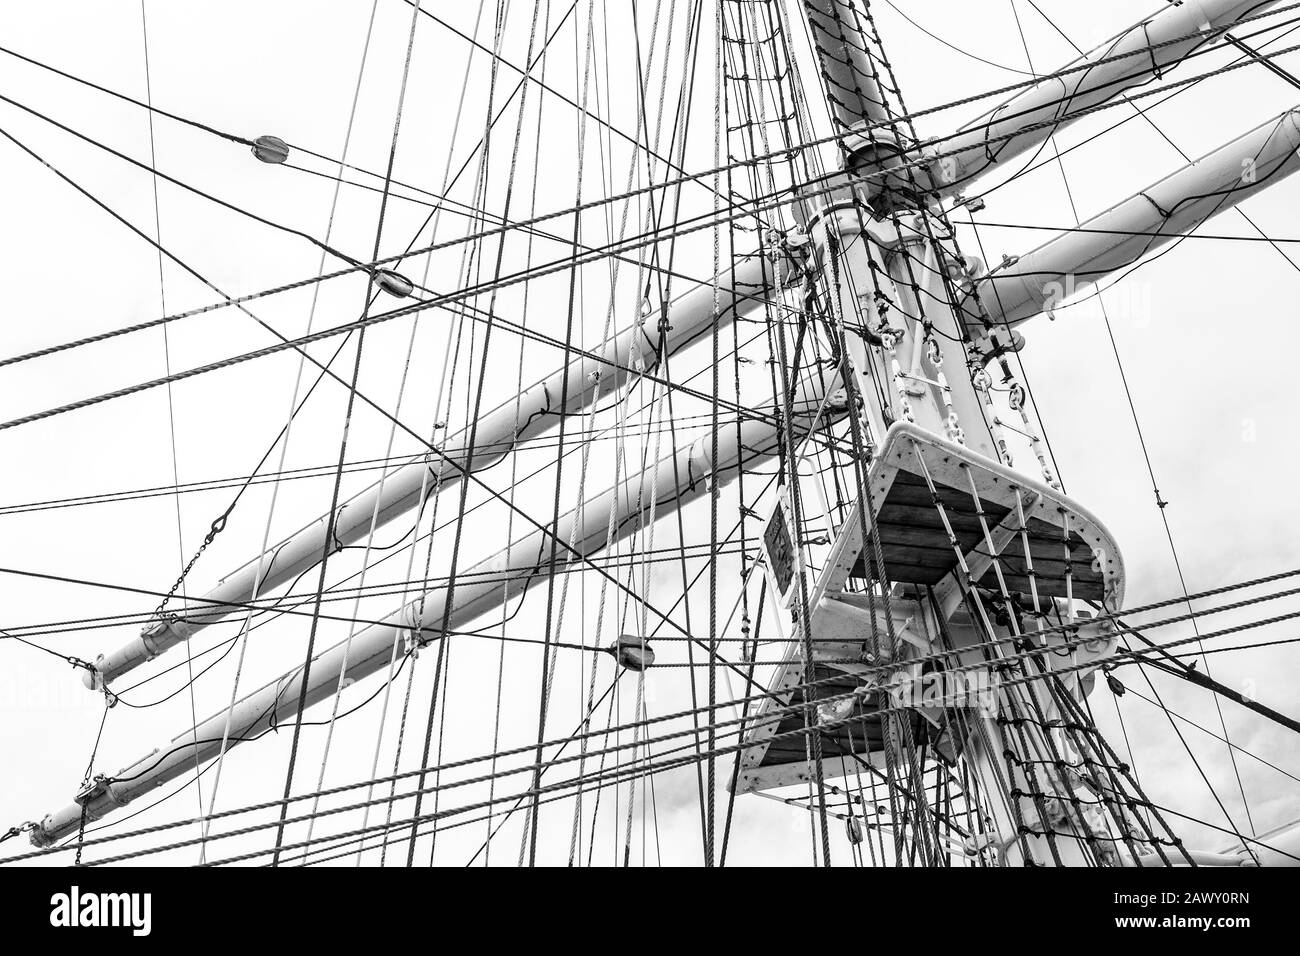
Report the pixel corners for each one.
[150,509,231,623]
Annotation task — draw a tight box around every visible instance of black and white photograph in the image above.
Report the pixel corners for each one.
[0,0,1296,931]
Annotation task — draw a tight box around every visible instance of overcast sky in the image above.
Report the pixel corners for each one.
[1,0,1298,866]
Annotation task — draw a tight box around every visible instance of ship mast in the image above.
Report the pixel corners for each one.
[725,0,1300,866]
[25,0,1300,864]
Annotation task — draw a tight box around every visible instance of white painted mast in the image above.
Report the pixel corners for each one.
[738,0,1300,867]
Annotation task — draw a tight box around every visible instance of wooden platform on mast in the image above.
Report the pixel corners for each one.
[734,422,1125,793]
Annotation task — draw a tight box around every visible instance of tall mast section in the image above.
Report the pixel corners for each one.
[21,0,1300,865]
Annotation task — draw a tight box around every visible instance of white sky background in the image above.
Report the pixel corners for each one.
[0,0,1298,867]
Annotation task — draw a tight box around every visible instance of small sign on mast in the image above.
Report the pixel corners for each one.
[761,486,801,609]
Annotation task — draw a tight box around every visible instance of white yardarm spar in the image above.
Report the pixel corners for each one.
[959,108,1300,330]
[86,256,774,688]
[34,372,835,845]
[926,0,1289,195]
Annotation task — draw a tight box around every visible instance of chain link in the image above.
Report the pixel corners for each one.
[150,510,231,624]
